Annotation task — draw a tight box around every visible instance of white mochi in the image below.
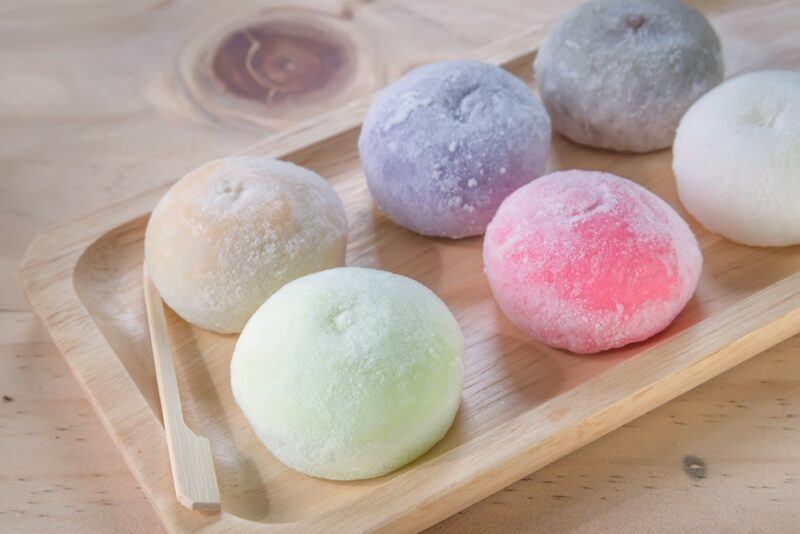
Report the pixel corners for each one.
[673,70,800,246]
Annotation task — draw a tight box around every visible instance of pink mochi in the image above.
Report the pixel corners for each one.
[483,170,702,354]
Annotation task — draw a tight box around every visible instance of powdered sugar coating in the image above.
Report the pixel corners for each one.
[145,157,347,334]
[674,70,800,246]
[231,267,464,480]
[483,170,702,354]
[534,0,723,153]
[358,60,551,238]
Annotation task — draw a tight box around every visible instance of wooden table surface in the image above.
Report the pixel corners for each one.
[1,0,798,532]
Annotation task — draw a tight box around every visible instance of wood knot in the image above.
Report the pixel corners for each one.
[167,9,378,129]
[211,21,351,106]
[682,455,707,479]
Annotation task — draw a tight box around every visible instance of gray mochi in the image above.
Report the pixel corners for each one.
[534,0,723,153]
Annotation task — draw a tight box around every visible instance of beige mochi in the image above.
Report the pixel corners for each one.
[145,156,348,333]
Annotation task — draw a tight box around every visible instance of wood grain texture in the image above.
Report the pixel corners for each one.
[429,333,800,533]
[18,1,800,531]
[3,0,800,532]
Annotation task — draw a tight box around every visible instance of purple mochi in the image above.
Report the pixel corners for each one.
[358,60,551,238]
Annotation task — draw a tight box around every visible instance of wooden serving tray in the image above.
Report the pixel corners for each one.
[21,17,800,534]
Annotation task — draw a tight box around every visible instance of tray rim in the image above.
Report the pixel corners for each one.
[19,24,800,534]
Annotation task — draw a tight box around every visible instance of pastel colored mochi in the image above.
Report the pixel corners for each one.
[483,171,702,354]
[358,60,551,238]
[674,70,800,247]
[534,0,723,153]
[231,267,464,480]
[145,157,347,333]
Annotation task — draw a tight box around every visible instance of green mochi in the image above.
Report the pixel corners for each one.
[231,267,464,480]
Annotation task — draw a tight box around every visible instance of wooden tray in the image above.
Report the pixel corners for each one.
[20,19,800,534]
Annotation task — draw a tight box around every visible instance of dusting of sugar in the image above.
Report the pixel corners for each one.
[484,170,702,353]
[359,60,551,238]
[382,91,433,132]
[674,70,800,246]
[534,0,723,152]
[230,268,464,480]
[145,156,348,333]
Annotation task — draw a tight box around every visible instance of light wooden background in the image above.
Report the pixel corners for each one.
[1,0,798,532]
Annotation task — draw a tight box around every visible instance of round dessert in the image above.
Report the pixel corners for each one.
[674,70,800,247]
[358,60,551,238]
[534,0,723,153]
[483,170,702,354]
[231,267,464,480]
[145,156,347,334]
